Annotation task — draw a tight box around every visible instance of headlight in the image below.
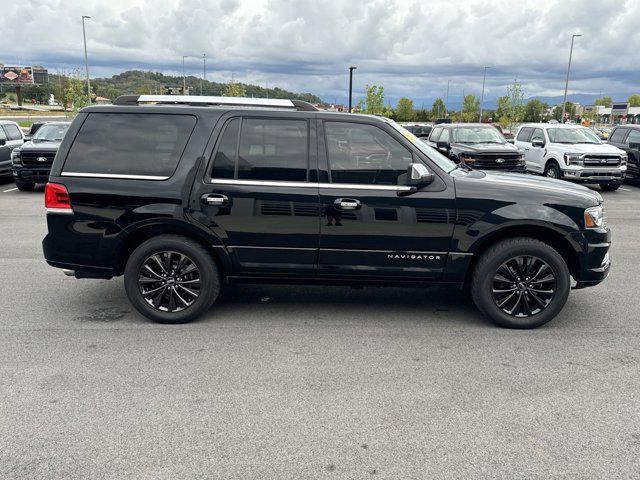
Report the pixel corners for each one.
[11,148,21,165]
[516,154,525,165]
[620,154,627,166]
[564,153,583,166]
[584,205,604,229]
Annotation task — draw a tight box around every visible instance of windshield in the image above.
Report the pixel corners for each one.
[547,127,601,144]
[453,126,505,144]
[33,124,69,142]
[389,121,457,173]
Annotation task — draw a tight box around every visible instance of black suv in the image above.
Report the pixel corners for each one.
[607,124,640,179]
[427,123,525,172]
[42,95,611,329]
[11,121,71,191]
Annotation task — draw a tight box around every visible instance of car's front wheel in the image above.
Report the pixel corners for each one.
[470,237,571,328]
[544,162,561,179]
[124,235,220,323]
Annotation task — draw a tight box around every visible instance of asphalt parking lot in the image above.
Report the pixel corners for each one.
[1,179,639,479]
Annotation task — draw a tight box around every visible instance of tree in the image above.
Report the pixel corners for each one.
[495,80,525,129]
[224,81,246,97]
[395,97,415,121]
[594,96,612,107]
[628,94,640,107]
[415,109,430,122]
[460,94,480,122]
[523,99,548,122]
[357,84,385,115]
[431,98,445,119]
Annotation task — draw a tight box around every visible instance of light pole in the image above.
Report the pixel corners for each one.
[182,55,188,94]
[201,53,206,95]
[479,66,490,122]
[444,80,451,118]
[561,34,581,123]
[81,15,91,99]
[348,66,357,113]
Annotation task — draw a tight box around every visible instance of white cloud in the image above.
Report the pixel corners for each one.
[1,0,639,105]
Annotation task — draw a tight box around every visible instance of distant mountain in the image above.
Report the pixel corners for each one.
[89,70,324,104]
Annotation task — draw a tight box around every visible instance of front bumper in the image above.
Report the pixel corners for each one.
[12,165,52,183]
[561,168,625,184]
[570,227,611,288]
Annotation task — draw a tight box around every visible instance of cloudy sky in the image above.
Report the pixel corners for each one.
[2,0,639,106]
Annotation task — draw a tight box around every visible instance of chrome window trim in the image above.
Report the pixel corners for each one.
[62,172,170,180]
[209,178,412,191]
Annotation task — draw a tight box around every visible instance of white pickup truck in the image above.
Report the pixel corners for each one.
[513,123,627,191]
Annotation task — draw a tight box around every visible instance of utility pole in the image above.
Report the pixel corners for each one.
[479,66,489,122]
[81,15,91,98]
[444,80,451,118]
[561,34,581,123]
[182,55,188,94]
[201,53,206,95]
[348,66,357,113]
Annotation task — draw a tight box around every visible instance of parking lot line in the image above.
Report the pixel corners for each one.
[3,187,18,193]
[619,187,632,192]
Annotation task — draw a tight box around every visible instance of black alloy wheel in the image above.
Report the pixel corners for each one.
[124,235,220,323]
[491,255,556,318]
[138,251,201,313]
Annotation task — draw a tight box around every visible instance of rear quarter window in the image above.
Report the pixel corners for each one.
[3,123,22,140]
[63,113,196,178]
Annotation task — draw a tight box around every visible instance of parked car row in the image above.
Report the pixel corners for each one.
[407,120,636,191]
[0,120,71,190]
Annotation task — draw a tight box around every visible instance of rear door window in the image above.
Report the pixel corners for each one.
[0,127,6,142]
[63,113,196,178]
[237,118,308,181]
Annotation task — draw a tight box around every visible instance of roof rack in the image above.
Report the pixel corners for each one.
[113,94,318,111]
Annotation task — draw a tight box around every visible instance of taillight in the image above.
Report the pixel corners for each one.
[45,183,73,213]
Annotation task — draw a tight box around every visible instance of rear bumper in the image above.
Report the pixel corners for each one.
[43,233,115,279]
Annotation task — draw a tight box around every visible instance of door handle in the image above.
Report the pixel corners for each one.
[334,198,361,210]
[524,148,530,151]
[201,194,229,206]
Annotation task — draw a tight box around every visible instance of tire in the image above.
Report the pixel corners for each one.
[600,184,620,192]
[470,237,571,329]
[544,162,561,179]
[124,235,220,324]
[16,181,35,191]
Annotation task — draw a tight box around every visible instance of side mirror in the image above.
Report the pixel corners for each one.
[436,140,449,151]
[0,139,5,146]
[507,139,515,144]
[406,163,435,188]
[532,138,545,148]
[629,142,640,150]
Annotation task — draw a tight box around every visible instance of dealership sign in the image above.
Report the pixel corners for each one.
[0,66,49,84]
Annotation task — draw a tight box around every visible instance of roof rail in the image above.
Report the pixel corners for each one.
[113,94,318,111]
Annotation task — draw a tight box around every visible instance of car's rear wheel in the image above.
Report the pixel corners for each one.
[544,162,561,179]
[124,235,220,323]
[470,237,570,328]
[15,181,35,191]
[600,183,620,192]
